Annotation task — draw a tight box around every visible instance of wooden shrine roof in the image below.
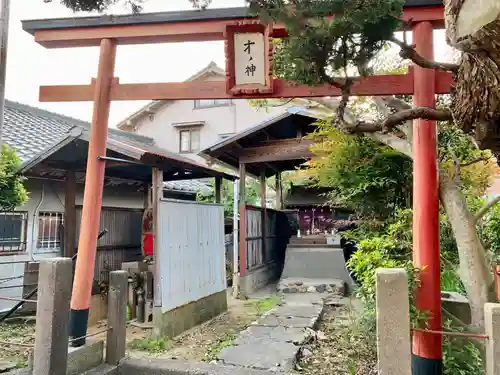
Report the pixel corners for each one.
[200,109,319,177]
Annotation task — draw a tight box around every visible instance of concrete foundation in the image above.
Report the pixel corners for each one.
[278,277,345,295]
[441,291,471,325]
[281,244,355,288]
[118,358,278,375]
[375,268,411,375]
[240,263,277,295]
[22,340,104,375]
[485,303,500,375]
[89,295,108,326]
[153,290,227,338]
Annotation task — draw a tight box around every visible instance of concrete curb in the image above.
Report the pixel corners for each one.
[118,358,283,375]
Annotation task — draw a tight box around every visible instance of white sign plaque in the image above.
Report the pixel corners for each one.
[234,32,266,86]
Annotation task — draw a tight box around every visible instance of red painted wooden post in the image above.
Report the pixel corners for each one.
[411,22,442,373]
[69,38,116,347]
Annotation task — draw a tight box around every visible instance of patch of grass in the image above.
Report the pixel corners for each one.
[204,332,235,362]
[128,336,173,354]
[245,295,282,315]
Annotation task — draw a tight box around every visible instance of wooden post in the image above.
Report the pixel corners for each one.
[411,22,442,373]
[260,171,267,263]
[239,163,247,278]
[69,38,116,347]
[275,172,282,210]
[152,168,163,308]
[64,170,76,258]
[143,182,150,209]
[215,176,222,204]
[33,258,73,375]
[106,271,128,365]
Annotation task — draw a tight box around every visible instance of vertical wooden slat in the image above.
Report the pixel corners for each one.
[260,172,267,263]
[239,163,247,276]
[275,172,282,210]
[152,168,163,307]
[215,176,222,204]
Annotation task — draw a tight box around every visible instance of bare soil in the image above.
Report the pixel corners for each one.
[127,295,281,361]
[298,299,376,375]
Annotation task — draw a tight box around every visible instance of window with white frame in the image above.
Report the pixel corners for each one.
[179,128,201,153]
[37,212,64,250]
[194,99,231,109]
[0,211,28,253]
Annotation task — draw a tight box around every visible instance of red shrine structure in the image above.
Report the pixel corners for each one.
[22,0,451,371]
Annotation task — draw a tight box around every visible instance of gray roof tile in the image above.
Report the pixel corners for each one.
[2,100,211,194]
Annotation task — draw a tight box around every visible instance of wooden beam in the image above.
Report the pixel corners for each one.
[239,139,315,164]
[39,70,453,102]
[30,7,445,48]
[64,170,77,258]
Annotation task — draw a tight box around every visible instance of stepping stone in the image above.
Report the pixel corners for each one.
[270,304,323,319]
[254,314,319,329]
[0,361,16,373]
[234,325,314,346]
[218,342,297,371]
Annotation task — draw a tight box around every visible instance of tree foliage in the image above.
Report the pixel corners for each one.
[252,0,404,86]
[196,178,260,217]
[0,145,28,210]
[304,119,412,218]
[50,0,211,12]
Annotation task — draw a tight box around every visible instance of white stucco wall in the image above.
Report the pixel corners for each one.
[0,178,144,312]
[133,75,290,164]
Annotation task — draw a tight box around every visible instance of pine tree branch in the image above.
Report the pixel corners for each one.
[474,196,500,224]
[390,37,459,73]
[460,156,490,167]
[343,107,453,134]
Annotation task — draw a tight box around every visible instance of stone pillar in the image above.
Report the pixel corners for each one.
[106,270,128,365]
[485,303,500,375]
[376,268,411,375]
[33,258,73,375]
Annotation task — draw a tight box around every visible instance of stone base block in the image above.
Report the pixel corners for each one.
[23,340,104,375]
[441,291,471,325]
[278,277,346,296]
[240,263,277,295]
[154,290,227,338]
[88,294,108,327]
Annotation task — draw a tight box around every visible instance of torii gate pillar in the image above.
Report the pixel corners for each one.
[411,21,442,374]
[68,38,116,346]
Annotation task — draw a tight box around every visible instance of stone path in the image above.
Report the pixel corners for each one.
[217,293,343,372]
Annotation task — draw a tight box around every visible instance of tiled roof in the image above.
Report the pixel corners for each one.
[2,100,212,194]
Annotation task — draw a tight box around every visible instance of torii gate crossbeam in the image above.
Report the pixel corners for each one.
[22,4,449,374]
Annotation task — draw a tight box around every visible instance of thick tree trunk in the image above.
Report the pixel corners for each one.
[439,168,495,330]
[445,0,500,136]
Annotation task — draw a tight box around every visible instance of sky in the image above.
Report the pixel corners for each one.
[7,0,453,127]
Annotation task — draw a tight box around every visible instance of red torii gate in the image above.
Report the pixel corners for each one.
[22,2,450,373]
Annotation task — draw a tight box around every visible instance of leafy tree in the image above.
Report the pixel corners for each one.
[0,145,28,210]
[305,120,412,219]
[197,178,260,217]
